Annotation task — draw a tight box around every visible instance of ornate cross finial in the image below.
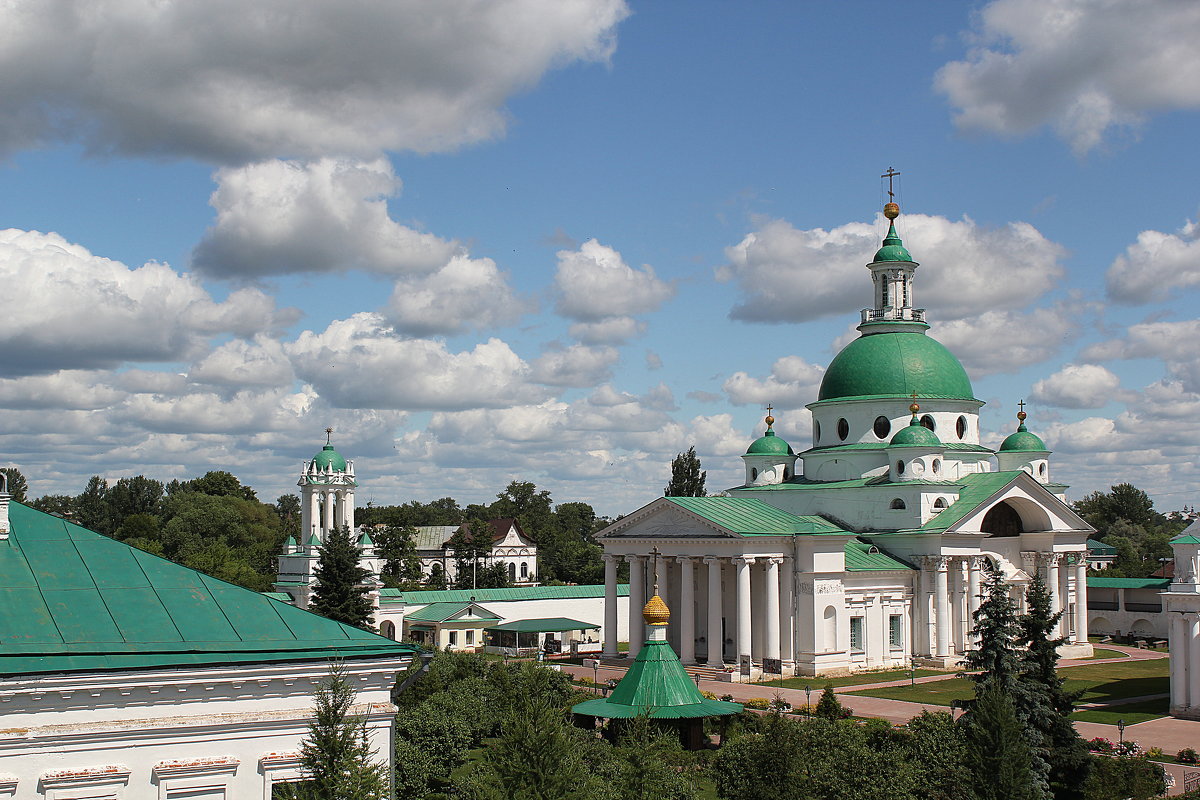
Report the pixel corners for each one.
[766,403,773,416]
[650,546,660,593]
[881,167,901,200]
[324,426,333,445]
[1016,399,1027,423]
[1017,399,1026,413]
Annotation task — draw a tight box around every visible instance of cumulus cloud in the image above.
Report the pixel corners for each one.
[1083,319,1200,392]
[723,355,825,407]
[530,344,620,388]
[932,304,1082,376]
[1030,364,1121,409]
[936,0,1200,154]
[719,213,1064,324]
[553,240,674,341]
[386,255,526,336]
[189,336,295,389]
[0,371,126,410]
[1106,218,1200,303]
[0,229,291,375]
[286,312,545,410]
[0,0,629,162]
[193,158,459,278]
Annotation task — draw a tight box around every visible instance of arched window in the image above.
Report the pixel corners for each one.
[751,467,758,481]
[380,620,396,640]
[920,414,936,432]
[520,562,528,579]
[956,416,968,439]
[837,418,849,441]
[508,562,516,581]
[1038,463,1047,477]
[933,497,948,510]
[932,458,941,474]
[873,416,891,439]
[896,460,905,474]
[890,498,906,510]
[981,501,1023,537]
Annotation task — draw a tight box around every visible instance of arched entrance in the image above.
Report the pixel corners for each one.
[981,502,1023,537]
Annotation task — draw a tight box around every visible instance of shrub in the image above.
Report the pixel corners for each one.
[1147,746,1165,760]
[744,697,771,710]
[1088,737,1115,753]
[720,694,735,702]
[1179,747,1199,764]
[700,690,719,700]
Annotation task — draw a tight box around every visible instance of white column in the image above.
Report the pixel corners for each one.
[344,488,355,532]
[780,557,795,666]
[602,555,619,658]
[1073,555,1088,644]
[679,556,696,664]
[628,555,644,658]
[1190,615,1200,711]
[300,484,313,541]
[764,557,781,665]
[321,489,334,536]
[934,557,950,658]
[957,559,970,653]
[705,557,723,666]
[1048,554,1062,637]
[1058,554,1072,639]
[1171,613,1187,709]
[333,489,344,530]
[736,556,754,663]
[967,557,983,633]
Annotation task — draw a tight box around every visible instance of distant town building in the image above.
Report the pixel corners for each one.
[413,518,538,585]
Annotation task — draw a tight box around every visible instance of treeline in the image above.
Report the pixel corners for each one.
[360,480,614,587]
[1073,483,1189,577]
[25,470,299,592]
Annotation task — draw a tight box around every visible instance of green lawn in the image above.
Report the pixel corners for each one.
[757,668,953,691]
[1084,648,1128,660]
[844,656,1169,708]
[1072,697,1169,725]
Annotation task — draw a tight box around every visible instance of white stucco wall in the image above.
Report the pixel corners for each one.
[379,594,629,644]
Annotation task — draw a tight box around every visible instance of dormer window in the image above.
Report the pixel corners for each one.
[890,498,906,510]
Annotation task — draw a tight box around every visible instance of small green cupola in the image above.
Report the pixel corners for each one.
[888,402,948,482]
[873,218,913,263]
[742,409,799,487]
[890,408,942,448]
[860,196,926,332]
[996,403,1052,483]
[313,443,347,472]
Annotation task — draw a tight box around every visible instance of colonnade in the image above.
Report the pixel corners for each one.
[300,486,356,544]
[1169,613,1200,713]
[602,552,793,668]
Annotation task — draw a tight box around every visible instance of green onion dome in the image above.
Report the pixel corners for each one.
[890,408,942,447]
[312,443,347,471]
[745,413,794,455]
[999,412,1047,452]
[818,329,974,402]
[872,220,912,262]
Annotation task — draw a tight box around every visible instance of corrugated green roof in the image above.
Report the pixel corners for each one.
[382,584,630,605]
[0,502,414,676]
[412,525,458,550]
[845,539,914,571]
[1087,538,1117,555]
[403,601,501,623]
[572,639,742,720]
[666,497,848,536]
[914,471,1023,534]
[485,617,597,633]
[261,591,293,602]
[1171,534,1200,545]
[1087,577,1170,589]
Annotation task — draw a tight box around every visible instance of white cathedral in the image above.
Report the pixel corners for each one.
[596,201,1095,677]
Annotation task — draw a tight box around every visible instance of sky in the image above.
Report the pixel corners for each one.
[0,0,1199,517]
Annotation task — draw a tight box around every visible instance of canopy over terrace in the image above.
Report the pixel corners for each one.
[485,617,597,650]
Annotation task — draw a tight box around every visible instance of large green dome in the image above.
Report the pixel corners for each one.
[312,443,347,471]
[818,330,975,402]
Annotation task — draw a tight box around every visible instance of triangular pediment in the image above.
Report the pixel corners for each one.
[597,499,740,539]
[925,470,1092,535]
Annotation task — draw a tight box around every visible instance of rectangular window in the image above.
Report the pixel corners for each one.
[849,616,864,652]
[889,614,902,649]
[449,631,458,646]
[466,630,474,645]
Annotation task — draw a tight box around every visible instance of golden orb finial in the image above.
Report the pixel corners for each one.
[642,594,670,626]
[909,402,920,415]
[1017,411,1027,422]
[765,414,775,427]
[884,202,900,220]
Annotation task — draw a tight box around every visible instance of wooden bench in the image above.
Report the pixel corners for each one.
[1153,640,1169,648]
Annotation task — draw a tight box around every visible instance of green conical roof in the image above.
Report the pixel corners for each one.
[357,530,374,547]
[746,428,794,456]
[312,443,347,472]
[890,415,942,448]
[283,535,297,549]
[999,421,1047,452]
[872,220,912,263]
[572,639,742,719]
[307,532,321,547]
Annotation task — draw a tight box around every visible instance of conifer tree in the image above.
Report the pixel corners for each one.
[310,525,374,629]
[482,697,588,800]
[665,446,706,497]
[814,685,845,720]
[962,684,1037,800]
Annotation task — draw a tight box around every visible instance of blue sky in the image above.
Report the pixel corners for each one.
[0,0,1198,516]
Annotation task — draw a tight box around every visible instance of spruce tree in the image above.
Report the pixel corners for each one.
[814,685,845,720]
[310,525,374,629]
[962,684,1037,800]
[664,446,706,497]
[1019,574,1092,798]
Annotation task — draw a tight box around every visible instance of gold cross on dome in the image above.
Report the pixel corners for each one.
[650,546,660,593]
[881,167,901,200]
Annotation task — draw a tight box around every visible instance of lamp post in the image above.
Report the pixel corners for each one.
[805,684,812,718]
[1117,719,1126,746]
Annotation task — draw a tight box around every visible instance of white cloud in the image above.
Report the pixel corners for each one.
[0,371,126,410]
[931,304,1082,376]
[0,0,629,162]
[723,355,825,408]
[189,336,295,389]
[386,254,526,336]
[0,228,290,375]
[117,387,317,435]
[1030,364,1121,409]
[1083,319,1200,392]
[554,240,674,331]
[936,0,1200,154]
[286,312,545,410]
[719,213,1064,324]
[569,317,646,345]
[193,158,459,278]
[1106,218,1200,304]
[530,344,619,388]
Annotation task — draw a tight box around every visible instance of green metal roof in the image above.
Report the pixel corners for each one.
[818,329,975,403]
[890,417,942,447]
[734,475,951,492]
[312,443,347,472]
[403,601,501,623]
[485,617,597,633]
[745,428,794,456]
[381,583,630,605]
[1086,577,1170,589]
[999,422,1048,453]
[1172,532,1200,545]
[845,539,914,571]
[0,502,414,676]
[913,471,1023,534]
[1087,538,1117,555]
[261,591,293,602]
[665,497,849,536]
[872,220,913,263]
[412,525,458,550]
[572,639,742,720]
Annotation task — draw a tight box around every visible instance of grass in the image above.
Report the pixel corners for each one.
[844,656,1169,708]
[1072,697,1169,725]
[757,668,953,690]
[1083,648,1128,660]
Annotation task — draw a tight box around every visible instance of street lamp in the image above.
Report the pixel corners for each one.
[805,684,812,718]
[1117,719,1126,745]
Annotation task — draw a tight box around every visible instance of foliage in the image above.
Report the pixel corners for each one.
[0,467,28,501]
[374,523,423,588]
[310,525,374,628]
[285,664,389,800]
[613,714,698,800]
[1080,754,1166,800]
[1073,483,1185,576]
[275,494,301,536]
[1179,747,1199,764]
[665,446,706,497]
[962,684,1037,800]
[814,684,848,720]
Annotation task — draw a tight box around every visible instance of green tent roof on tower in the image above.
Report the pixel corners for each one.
[872,220,912,263]
[573,594,741,721]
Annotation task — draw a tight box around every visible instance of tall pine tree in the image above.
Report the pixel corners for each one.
[962,684,1037,800]
[664,446,706,497]
[310,525,374,629]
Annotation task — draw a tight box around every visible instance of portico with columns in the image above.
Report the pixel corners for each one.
[1163,523,1200,719]
[597,197,1094,677]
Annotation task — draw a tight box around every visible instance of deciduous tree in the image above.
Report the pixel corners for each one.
[665,446,705,497]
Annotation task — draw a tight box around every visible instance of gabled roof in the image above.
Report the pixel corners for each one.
[906,470,1088,535]
[664,496,849,536]
[381,584,629,605]
[845,538,914,571]
[413,525,460,550]
[1087,538,1117,555]
[0,502,414,676]
[403,601,501,623]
